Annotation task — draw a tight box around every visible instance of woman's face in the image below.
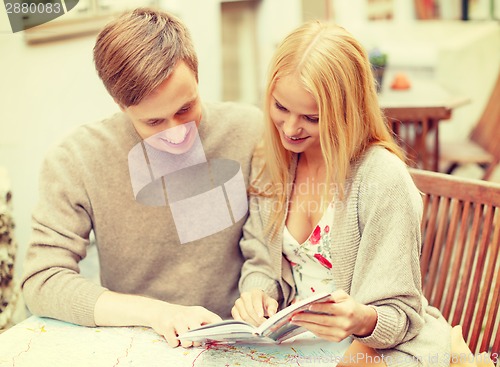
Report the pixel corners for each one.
[269,75,320,155]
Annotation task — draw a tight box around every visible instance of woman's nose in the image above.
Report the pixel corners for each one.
[282,115,302,136]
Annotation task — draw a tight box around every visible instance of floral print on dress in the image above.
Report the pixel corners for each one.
[283,203,336,299]
[301,224,334,269]
[309,225,321,245]
[314,253,332,269]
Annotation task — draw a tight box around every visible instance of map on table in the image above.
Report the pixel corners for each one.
[0,316,352,367]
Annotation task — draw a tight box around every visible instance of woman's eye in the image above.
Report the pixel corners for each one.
[304,116,319,123]
[275,102,288,112]
[147,120,163,126]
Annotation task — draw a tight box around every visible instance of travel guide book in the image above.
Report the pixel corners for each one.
[177,292,331,344]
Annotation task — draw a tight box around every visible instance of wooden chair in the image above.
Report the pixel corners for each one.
[440,71,500,180]
[410,168,500,356]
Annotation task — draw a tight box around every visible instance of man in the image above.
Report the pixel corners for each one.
[21,8,263,348]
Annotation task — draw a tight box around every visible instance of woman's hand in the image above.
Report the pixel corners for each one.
[149,302,222,348]
[289,289,377,342]
[231,289,279,327]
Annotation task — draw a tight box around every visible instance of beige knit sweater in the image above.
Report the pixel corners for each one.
[239,146,451,367]
[22,101,263,325]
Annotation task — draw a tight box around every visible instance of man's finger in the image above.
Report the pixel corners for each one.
[175,324,193,348]
[164,328,180,348]
[204,311,223,324]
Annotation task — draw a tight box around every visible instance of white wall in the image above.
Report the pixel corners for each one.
[0,15,117,280]
[171,0,223,102]
[255,0,302,103]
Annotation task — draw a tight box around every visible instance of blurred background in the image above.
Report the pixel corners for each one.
[0,0,499,327]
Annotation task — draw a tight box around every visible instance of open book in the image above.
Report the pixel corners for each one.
[178,292,331,344]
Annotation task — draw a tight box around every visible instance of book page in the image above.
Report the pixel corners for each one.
[256,292,331,342]
[178,292,332,344]
[178,320,257,341]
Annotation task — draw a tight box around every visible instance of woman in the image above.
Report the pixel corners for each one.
[232,21,491,367]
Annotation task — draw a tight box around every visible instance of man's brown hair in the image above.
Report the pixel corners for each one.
[93,8,198,107]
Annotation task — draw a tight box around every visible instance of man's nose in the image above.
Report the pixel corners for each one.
[165,118,187,130]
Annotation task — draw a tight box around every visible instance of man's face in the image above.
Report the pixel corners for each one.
[124,61,202,154]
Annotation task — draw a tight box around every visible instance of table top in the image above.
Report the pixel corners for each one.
[0,316,352,367]
[378,73,470,111]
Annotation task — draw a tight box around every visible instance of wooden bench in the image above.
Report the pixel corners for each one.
[410,168,500,356]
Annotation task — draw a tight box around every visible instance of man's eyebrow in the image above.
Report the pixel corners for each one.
[139,117,165,123]
[138,97,197,123]
[178,98,196,109]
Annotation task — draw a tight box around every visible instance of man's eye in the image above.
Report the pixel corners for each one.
[176,106,191,115]
[275,102,287,112]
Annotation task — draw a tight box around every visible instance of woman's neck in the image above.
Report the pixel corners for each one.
[298,152,325,179]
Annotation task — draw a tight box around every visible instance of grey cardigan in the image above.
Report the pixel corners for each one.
[239,146,451,367]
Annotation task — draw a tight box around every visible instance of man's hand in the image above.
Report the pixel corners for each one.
[150,303,222,348]
[94,291,221,348]
[231,289,278,327]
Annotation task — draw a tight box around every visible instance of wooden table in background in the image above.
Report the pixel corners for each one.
[378,77,469,171]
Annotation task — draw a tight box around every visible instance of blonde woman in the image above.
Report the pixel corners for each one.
[232,21,492,367]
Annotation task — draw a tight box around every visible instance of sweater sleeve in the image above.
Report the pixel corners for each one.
[21,144,107,326]
[350,152,425,349]
[238,153,280,301]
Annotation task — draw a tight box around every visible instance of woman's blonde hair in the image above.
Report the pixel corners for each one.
[93,8,198,107]
[258,20,404,234]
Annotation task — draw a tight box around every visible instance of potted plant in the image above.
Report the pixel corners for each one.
[369,48,388,92]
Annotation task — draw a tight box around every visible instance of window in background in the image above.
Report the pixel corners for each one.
[367,0,394,20]
[301,0,333,21]
[417,0,499,20]
[23,0,159,44]
[468,0,500,20]
[220,0,259,105]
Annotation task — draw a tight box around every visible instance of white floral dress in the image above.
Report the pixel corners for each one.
[283,202,336,299]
